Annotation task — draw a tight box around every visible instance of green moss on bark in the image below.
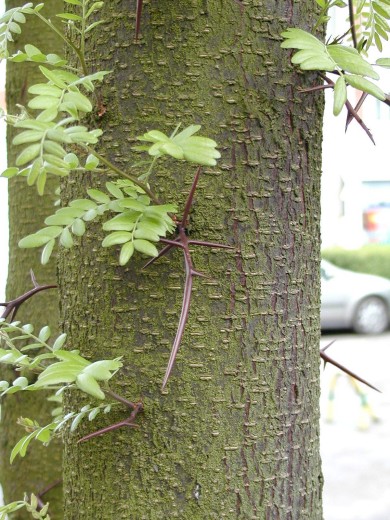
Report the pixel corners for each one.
[61,1,324,518]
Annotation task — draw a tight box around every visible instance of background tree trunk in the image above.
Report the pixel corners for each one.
[0,2,63,517]
[61,1,324,518]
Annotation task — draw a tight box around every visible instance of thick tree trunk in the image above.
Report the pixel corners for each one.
[61,1,324,518]
[0,2,63,517]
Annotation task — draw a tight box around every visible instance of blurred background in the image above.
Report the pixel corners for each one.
[319,12,390,516]
[1,2,390,518]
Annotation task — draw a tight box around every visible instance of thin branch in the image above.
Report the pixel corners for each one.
[0,270,56,321]
[36,479,63,510]
[320,341,380,392]
[348,0,358,49]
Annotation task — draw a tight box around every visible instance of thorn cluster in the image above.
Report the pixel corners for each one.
[143,167,233,389]
[78,391,143,443]
[301,75,375,144]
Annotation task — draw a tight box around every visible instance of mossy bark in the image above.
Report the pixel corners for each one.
[61,1,324,518]
[0,2,63,517]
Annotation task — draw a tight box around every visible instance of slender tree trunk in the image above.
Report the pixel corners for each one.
[0,2,63,517]
[61,1,324,518]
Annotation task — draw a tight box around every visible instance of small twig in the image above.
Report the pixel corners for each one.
[143,167,234,389]
[320,341,380,392]
[0,270,57,321]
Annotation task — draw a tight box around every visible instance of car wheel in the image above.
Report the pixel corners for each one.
[352,296,389,334]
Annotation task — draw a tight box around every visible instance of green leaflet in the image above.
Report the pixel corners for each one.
[376,57,390,68]
[13,129,44,146]
[133,239,159,257]
[327,45,379,79]
[19,192,109,261]
[56,13,83,21]
[102,231,133,247]
[71,218,86,236]
[281,28,327,50]
[18,233,55,248]
[87,188,111,203]
[344,74,386,100]
[85,153,100,170]
[76,374,105,400]
[333,76,347,115]
[354,0,390,52]
[281,26,388,116]
[119,242,134,265]
[52,333,67,351]
[137,124,221,166]
[10,433,35,463]
[15,143,40,166]
[282,28,380,79]
[1,167,19,178]
[101,182,176,263]
[82,359,122,381]
[10,421,57,464]
[17,180,171,265]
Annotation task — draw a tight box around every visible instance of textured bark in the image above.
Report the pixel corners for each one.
[61,1,324,519]
[0,2,63,517]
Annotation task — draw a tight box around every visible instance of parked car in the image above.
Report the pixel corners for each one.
[363,203,390,244]
[321,259,390,334]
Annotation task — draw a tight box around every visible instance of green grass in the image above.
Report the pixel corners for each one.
[322,245,390,280]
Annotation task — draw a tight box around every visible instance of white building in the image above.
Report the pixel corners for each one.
[321,8,390,249]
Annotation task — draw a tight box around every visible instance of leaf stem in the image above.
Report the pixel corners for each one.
[33,11,89,76]
[138,155,158,181]
[85,146,161,204]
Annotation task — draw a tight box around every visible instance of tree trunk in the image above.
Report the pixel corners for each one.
[0,2,63,517]
[61,1,324,518]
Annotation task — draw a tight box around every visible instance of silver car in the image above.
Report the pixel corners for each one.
[321,259,390,334]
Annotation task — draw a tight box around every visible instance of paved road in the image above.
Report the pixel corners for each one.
[320,332,390,520]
